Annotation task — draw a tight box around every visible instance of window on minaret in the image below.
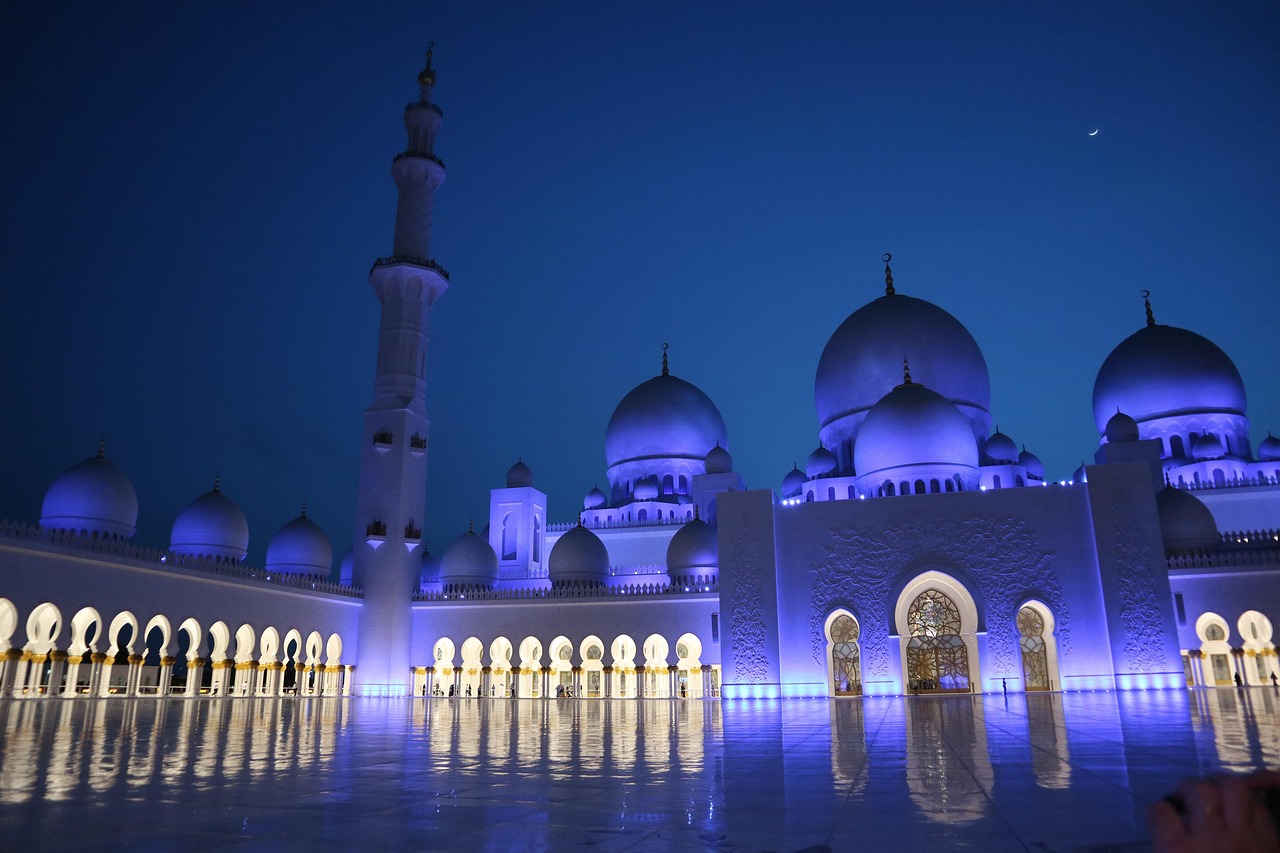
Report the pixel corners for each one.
[532,516,541,563]
[501,513,516,561]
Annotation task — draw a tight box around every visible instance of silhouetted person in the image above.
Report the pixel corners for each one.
[1235,672,1244,688]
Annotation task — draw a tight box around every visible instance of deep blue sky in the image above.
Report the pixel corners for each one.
[2,3,1278,573]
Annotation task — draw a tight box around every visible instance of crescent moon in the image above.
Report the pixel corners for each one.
[1089,129,1099,136]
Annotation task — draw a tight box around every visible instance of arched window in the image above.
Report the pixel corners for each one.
[992,475,1001,489]
[906,589,970,693]
[930,479,940,493]
[637,509,647,522]
[663,475,674,495]
[1170,435,1185,457]
[828,614,861,696]
[914,479,926,495]
[884,481,895,497]
[806,490,814,502]
[532,515,541,563]
[1018,607,1050,690]
[500,512,516,561]
[828,487,836,501]
[678,475,688,494]
[899,481,910,496]
[1015,475,1024,487]
[944,479,954,492]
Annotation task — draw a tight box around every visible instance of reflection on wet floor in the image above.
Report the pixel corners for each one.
[0,689,1277,851]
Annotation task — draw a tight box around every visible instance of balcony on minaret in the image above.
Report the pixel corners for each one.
[404,522,422,552]
[409,434,427,456]
[366,520,388,549]
[393,150,445,169]
[370,256,450,280]
[372,430,394,452]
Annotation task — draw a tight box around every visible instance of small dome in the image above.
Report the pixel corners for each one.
[854,381,979,482]
[583,486,607,510]
[39,447,138,539]
[782,466,807,498]
[1093,323,1246,436]
[506,459,533,488]
[667,517,718,575]
[634,476,660,501]
[170,482,249,562]
[1072,463,1088,484]
[806,446,837,478]
[1156,487,1219,553]
[265,509,332,575]
[982,430,1018,464]
[1105,411,1141,444]
[547,523,609,584]
[420,547,441,587]
[438,528,499,588]
[1192,433,1226,461]
[1018,447,1044,479]
[339,549,354,585]
[1259,434,1280,462]
[705,443,733,475]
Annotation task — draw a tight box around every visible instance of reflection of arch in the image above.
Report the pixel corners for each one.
[896,572,979,694]
[674,633,703,699]
[642,634,670,698]
[611,634,637,698]
[1017,600,1060,692]
[1196,612,1235,686]
[824,610,861,696]
[906,699,992,824]
[1237,610,1276,685]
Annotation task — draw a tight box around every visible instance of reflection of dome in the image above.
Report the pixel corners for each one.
[667,517,718,575]
[1093,324,1246,435]
[439,528,499,588]
[982,430,1018,464]
[1105,411,1140,444]
[170,482,249,562]
[806,446,837,478]
[265,509,332,575]
[1018,447,1044,479]
[605,367,728,489]
[40,447,138,539]
[705,444,733,475]
[816,288,991,450]
[1192,434,1226,460]
[1156,487,1219,553]
[782,466,806,498]
[1260,434,1280,462]
[547,523,609,585]
[506,459,533,488]
[420,547,441,587]
[854,381,979,483]
[583,486,607,510]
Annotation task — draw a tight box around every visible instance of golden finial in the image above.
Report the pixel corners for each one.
[418,41,436,88]
[902,356,913,385]
[1142,289,1155,327]
[661,342,669,376]
[883,253,895,296]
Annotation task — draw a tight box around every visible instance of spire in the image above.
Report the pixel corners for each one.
[902,356,913,385]
[661,342,669,376]
[467,517,475,534]
[300,502,308,519]
[883,253,896,296]
[693,504,701,521]
[417,41,436,91]
[96,439,105,460]
[212,475,221,494]
[1142,289,1155,327]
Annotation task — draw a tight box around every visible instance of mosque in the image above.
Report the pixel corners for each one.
[2,52,1278,701]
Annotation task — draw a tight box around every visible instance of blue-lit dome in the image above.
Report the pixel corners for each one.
[605,369,728,488]
[1093,324,1246,436]
[1156,487,1219,553]
[1259,434,1280,462]
[854,381,979,482]
[667,517,718,575]
[806,446,837,478]
[816,291,991,446]
[169,482,249,562]
[506,459,533,488]
[782,465,807,498]
[705,444,733,475]
[1192,433,1226,460]
[634,476,660,501]
[583,486,607,510]
[1105,411,1141,444]
[547,523,609,585]
[439,528,499,588]
[1018,447,1044,479]
[39,447,138,540]
[265,509,332,575]
[982,430,1018,464]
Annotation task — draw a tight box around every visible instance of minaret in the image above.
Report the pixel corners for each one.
[352,47,448,695]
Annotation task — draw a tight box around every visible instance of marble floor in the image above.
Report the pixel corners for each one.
[0,688,1277,852]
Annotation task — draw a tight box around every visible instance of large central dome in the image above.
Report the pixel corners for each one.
[604,366,727,500]
[816,292,991,456]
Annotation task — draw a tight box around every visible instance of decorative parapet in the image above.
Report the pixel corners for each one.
[405,101,443,117]
[1167,547,1280,571]
[370,255,450,280]
[547,514,690,533]
[1175,473,1280,492]
[392,150,445,169]
[0,519,361,598]
[411,577,717,603]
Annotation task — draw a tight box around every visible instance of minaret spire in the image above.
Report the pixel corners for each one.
[1142,289,1155,327]
[662,342,669,376]
[883,253,896,296]
[902,356,913,385]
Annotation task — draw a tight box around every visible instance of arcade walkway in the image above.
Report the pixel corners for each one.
[0,689,1276,851]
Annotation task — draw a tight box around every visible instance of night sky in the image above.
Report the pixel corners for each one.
[2,3,1277,574]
